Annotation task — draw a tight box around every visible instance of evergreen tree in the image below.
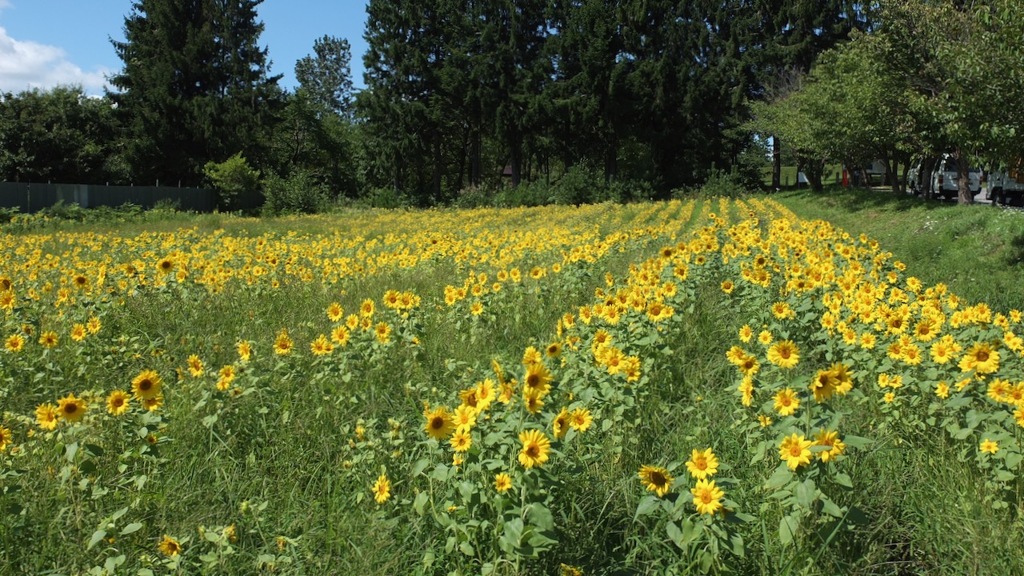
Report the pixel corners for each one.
[109,0,282,188]
[295,35,354,117]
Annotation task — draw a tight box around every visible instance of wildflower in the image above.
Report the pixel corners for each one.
[87,316,102,334]
[450,429,472,452]
[766,340,799,368]
[523,362,553,398]
[310,334,334,356]
[935,381,950,399]
[331,325,350,346]
[142,395,164,412]
[360,299,375,317]
[494,473,513,493]
[523,391,544,414]
[546,341,562,358]
[464,297,485,316]
[374,322,391,344]
[237,340,252,362]
[38,331,58,348]
[216,365,236,391]
[0,425,12,451]
[638,465,674,497]
[685,448,719,480]
[107,390,131,415]
[779,433,813,470]
[518,429,551,469]
[498,379,516,404]
[758,414,773,427]
[423,405,455,440]
[131,369,162,400]
[690,478,725,515]
[372,473,391,504]
[814,430,845,462]
[720,280,735,294]
[773,388,800,417]
[4,334,24,353]
[36,403,59,430]
[569,407,593,432]
[186,354,204,377]
[57,393,87,423]
[70,324,87,342]
[959,343,999,374]
[560,564,584,576]
[273,329,293,355]
[157,535,182,557]
[552,407,571,439]
[980,439,999,454]
[453,404,477,430]
[326,302,344,322]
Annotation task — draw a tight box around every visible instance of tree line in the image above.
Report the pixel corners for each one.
[749,0,1024,203]
[21,0,993,211]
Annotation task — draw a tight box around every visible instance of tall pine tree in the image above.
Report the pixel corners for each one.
[109,0,282,188]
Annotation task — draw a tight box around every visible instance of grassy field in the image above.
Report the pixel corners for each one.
[0,195,1023,575]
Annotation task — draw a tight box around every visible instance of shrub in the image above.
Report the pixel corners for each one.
[203,153,261,210]
[262,170,332,215]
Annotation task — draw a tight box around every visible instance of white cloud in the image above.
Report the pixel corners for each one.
[0,25,111,94]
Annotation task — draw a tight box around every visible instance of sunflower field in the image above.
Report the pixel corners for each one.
[1,197,1022,575]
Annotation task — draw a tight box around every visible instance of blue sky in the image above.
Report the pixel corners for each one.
[0,0,369,94]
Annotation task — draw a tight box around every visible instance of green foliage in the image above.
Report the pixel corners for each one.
[109,0,282,187]
[204,153,262,210]
[0,86,120,184]
[261,170,331,215]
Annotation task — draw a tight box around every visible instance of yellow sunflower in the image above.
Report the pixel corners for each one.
[518,429,551,469]
[638,465,674,497]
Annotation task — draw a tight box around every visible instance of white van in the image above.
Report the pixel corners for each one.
[988,166,1024,206]
[928,154,981,200]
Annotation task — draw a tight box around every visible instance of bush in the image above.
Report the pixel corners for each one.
[262,170,332,215]
[203,153,261,210]
[696,168,750,199]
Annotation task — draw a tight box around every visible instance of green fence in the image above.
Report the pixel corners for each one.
[0,182,220,213]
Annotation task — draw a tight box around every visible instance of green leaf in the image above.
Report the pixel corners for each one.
[841,435,872,449]
[430,464,450,482]
[83,444,104,457]
[104,555,126,571]
[87,529,107,550]
[1004,452,1022,471]
[795,479,816,508]
[681,517,703,544]
[526,503,554,532]
[666,520,684,549]
[995,469,1015,482]
[411,459,429,477]
[120,522,143,535]
[413,492,429,516]
[779,515,799,546]
[765,465,793,490]
[833,472,853,488]
[458,540,474,556]
[634,495,660,519]
[821,497,844,518]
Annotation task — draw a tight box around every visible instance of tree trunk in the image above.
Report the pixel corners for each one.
[772,135,781,189]
[955,147,973,204]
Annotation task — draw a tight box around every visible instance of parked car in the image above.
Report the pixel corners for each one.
[928,154,981,200]
[987,162,1024,206]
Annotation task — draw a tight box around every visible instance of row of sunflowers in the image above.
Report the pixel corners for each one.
[1,197,1021,574]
